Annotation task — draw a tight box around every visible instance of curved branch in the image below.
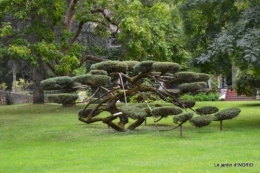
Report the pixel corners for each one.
[63,0,79,29]
[79,55,105,66]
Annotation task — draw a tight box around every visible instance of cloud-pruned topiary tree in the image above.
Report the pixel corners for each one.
[41,60,241,135]
[40,76,80,107]
[75,60,213,133]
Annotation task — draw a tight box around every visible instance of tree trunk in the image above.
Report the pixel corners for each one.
[180,124,183,137]
[13,61,16,93]
[127,117,145,130]
[220,120,223,131]
[33,58,44,104]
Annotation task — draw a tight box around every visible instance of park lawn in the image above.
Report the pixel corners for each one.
[0,101,260,173]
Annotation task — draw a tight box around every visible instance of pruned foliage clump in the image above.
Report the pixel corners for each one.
[133,61,154,73]
[47,94,78,107]
[178,82,207,93]
[214,108,241,121]
[175,100,196,109]
[89,70,108,75]
[73,74,111,87]
[91,61,128,73]
[195,106,219,115]
[124,61,139,71]
[41,76,74,90]
[120,105,147,119]
[189,115,213,128]
[173,112,194,124]
[152,62,180,74]
[172,72,210,84]
[151,106,183,117]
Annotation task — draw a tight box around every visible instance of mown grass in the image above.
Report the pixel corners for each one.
[0,101,260,173]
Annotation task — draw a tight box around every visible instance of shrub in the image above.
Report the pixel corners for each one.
[180,92,219,101]
[47,93,78,107]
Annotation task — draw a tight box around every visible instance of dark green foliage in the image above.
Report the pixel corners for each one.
[41,76,74,90]
[172,72,210,84]
[151,106,183,117]
[133,61,154,73]
[234,73,260,96]
[73,74,111,87]
[173,112,194,124]
[89,70,108,75]
[91,61,128,73]
[189,115,213,128]
[152,62,180,74]
[47,93,78,107]
[214,108,241,121]
[195,106,219,115]
[178,82,207,93]
[120,105,147,119]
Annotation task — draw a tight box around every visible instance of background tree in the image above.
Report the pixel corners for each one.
[192,1,260,95]
[179,0,241,75]
[0,0,187,104]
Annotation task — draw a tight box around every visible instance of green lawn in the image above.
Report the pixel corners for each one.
[0,101,260,173]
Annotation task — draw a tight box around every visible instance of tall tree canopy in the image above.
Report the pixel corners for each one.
[192,0,260,95]
[179,0,241,74]
[0,0,185,103]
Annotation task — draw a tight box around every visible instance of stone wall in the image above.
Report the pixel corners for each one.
[0,91,33,105]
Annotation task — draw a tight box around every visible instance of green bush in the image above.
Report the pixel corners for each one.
[180,92,219,101]
[47,93,78,107]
